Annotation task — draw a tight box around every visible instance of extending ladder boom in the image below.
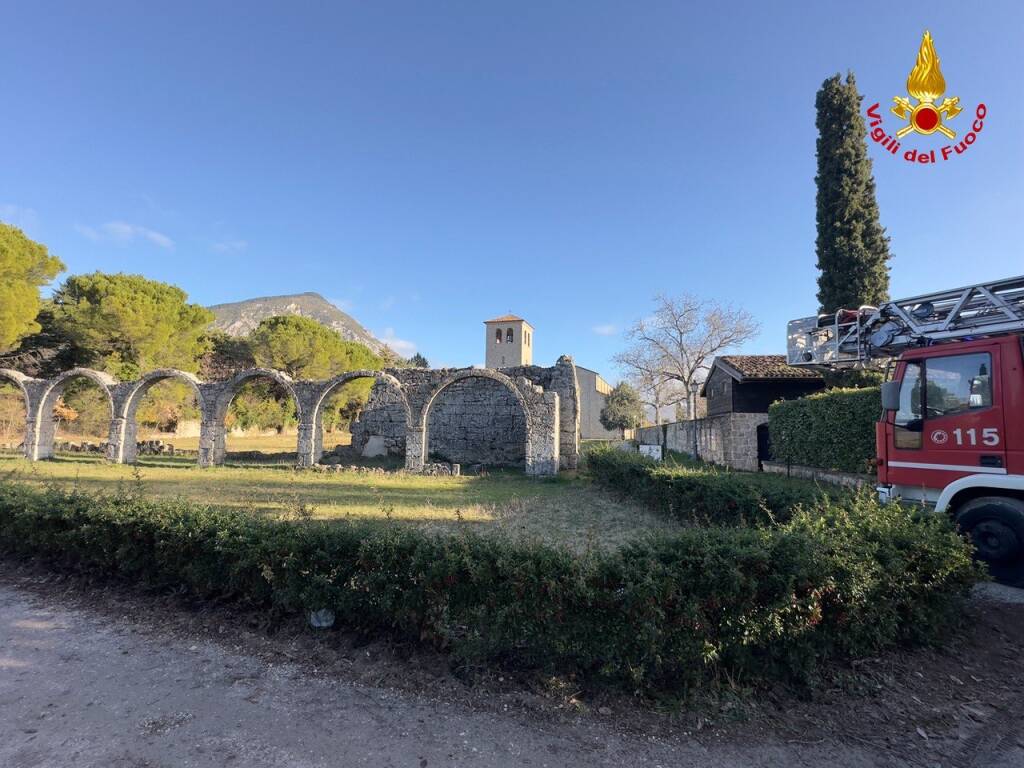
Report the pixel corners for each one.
[787,274,1024,367]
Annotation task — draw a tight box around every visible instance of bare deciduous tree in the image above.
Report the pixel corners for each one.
[616,294,760,416]
[613,344,686,425]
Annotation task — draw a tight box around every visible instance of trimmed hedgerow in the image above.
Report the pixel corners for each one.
[768,387,881,474]
[585,447,840,526]
[0,480,978,691]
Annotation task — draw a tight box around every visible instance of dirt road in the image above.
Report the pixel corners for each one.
[1,566,1022,768]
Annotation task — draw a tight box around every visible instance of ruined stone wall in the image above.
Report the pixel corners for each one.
[350,383,407,456]
[427,377,527,467]
[4,362,571,476]
[352,358,579,470]
[351,376,528,467]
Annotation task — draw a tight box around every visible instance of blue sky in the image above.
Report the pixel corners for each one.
[2,1,1021,375]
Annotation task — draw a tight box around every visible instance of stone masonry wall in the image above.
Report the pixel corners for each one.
[350,383,407,456]
[636,412,768,472]
[428,377,527,467]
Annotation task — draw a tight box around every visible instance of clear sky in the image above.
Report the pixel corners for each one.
[2,1,1021,376]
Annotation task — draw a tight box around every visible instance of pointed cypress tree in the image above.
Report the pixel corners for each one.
[814,73,891,314]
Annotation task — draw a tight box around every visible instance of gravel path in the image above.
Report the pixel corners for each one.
[1,567,1022,768]
[0,579,873,768]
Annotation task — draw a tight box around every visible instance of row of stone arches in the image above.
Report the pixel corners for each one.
[0,365,561,475]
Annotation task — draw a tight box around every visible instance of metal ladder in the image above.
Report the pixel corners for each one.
[787,274,1024,367]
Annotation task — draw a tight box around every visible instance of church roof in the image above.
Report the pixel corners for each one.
[484,314,530,324]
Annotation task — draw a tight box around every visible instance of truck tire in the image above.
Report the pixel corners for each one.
[954,496,1024,588]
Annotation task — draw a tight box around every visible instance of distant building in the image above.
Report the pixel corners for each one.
[574,365,622,440]
[483,314,619,440]
[484,315,533,368]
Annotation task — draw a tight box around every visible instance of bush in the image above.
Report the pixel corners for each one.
[0,481,978,692]
[768,387,881,474]
[586,447,839,526]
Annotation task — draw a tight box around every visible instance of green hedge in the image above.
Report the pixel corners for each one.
[768,387,881,474]
[586,448,840,526]
[0,480,977,691]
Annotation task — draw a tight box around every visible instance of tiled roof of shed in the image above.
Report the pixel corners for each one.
[716,355,823,381]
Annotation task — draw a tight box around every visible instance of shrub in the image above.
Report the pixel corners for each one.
[0,481,978,692]
[768,387,881,474]
[586,447,838,526]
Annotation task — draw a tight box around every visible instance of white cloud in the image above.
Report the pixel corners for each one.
[77,220,174,249]
[378,327,417,358]
[592,323,618,336]
[0,203,39,231]
[211,239,248,254]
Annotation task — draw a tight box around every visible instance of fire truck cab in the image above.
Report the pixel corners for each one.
[876,334,1024,586]
[787,275,1024,587]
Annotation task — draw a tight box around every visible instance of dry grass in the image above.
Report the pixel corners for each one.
[0,454,681,550]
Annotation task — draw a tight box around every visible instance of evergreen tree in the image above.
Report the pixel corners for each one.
[50,272,212,378]
[0,223,64,351]
[599,383,644,432]
[814,73,891,314]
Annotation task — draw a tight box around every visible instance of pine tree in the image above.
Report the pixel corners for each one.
[814,73,891,314]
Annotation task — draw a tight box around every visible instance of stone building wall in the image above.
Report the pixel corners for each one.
[636,412,768,472]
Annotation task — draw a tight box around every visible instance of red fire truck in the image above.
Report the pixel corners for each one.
[788,275,1024,586]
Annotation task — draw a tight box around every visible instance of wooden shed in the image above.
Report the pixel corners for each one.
[700,355,824,417]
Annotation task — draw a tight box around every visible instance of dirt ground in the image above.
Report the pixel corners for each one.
[1,561,1022,768]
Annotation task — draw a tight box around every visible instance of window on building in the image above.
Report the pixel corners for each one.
[506,328,514,344]
[495,329,502,344]
[526,331,531,346]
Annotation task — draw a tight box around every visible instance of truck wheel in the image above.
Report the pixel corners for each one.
[954,496,1024,588]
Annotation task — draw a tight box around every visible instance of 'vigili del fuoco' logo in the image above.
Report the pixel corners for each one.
[866,30,986,165]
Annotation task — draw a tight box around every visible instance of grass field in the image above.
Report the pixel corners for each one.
[0,454,680,550]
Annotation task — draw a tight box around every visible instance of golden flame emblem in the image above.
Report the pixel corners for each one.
[891,31,962,139]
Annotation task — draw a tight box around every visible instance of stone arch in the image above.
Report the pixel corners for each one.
[201,368,301,466]
[0,369,32,458]
[116,369,205,464]
[420,369,533,470]
[34,368,117,461]
[306,370,410,465]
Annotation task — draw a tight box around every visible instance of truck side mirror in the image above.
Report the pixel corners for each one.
[880,380,901,411]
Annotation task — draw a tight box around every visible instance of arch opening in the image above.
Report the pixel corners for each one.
[423,372,530,470]
[0,374,28,456]
[217,371,302,465]
[122,371,203,464]
[38,370,115,461]
[320,373,409,465]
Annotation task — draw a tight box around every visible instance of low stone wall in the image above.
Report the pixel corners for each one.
[761,461,872,489]
[636,413,768,472]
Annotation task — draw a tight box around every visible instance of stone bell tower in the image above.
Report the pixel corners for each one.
[484,315,533,369]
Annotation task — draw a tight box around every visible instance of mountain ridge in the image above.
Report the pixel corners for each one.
[207,292,387,354]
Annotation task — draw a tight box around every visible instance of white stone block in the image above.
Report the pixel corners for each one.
[362,435,387,458]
